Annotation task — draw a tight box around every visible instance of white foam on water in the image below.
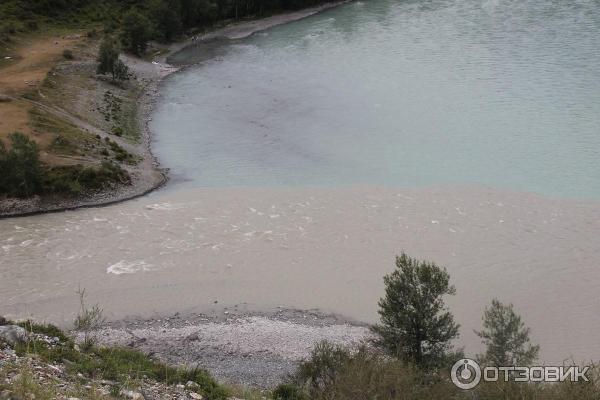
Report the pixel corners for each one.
[2,245,15,253]
[145,202,183,211]
[107,260,156,275]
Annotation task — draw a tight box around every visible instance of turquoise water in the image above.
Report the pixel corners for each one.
[152,0,600,198]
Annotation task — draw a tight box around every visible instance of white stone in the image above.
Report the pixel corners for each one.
[0,326,28,346]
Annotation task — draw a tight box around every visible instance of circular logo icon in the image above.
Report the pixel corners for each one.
[451,358,482,389]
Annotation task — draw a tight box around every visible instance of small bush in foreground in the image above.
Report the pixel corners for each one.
[0,368,57,400]
[272,383,307,400]
[17,320,70,343]
[286,340,600,400]
[296,340,350,396]
[291,342,459,400]
[74,287,105,351]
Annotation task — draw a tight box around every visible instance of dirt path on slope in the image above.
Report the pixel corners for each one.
[0,34,82,141]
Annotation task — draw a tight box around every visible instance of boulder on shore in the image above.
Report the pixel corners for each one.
[0,325,28,346]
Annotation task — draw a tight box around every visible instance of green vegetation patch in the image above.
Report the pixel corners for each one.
[98,90,139,140]
[104,137,137,164]
[9,321,229,400]
[16,320,70,343]
[30,107,96,156]
[0,368,59,400]
[0,132,131,198]
[43,161,130,196]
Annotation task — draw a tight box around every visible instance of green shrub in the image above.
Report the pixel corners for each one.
[112,126,123,136]
[292,341,600,400]
[296,340,350,396]
[292,342,459,400]
[42,166,84,195]
[113,59,130,81]
[42,162,130,196]
[0,132,42,198]
[97,36,118,74]
[6,22,17,34]
[107,139,135,163]
[0,369,57,400]
[26,20,38,30]
[49,134,76,154]
[16,320,70,343]
[0,133,129,198]
[272,383,307,400]
[62,48,74,59]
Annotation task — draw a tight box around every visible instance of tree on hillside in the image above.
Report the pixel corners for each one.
[149,0,182,42]
[0,132,42,197]
[371,253,460,369]
[97,36,129,81]
[120,9,151,55]
[475,299,539,366]
[97,36,118,75]
[179,0,218,29]
[0,139,7,194]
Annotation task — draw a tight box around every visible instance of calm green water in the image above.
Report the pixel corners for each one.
[153,0,600,198]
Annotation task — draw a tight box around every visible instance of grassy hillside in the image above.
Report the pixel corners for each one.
[0,31,138,203]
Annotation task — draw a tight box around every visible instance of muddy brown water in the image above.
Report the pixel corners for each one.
[1,185,599,364]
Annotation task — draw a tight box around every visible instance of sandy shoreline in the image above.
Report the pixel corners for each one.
[0,1,348,219]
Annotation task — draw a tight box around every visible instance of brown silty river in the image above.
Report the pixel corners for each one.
[1,186,599,363]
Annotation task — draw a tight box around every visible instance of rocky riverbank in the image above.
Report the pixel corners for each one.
[0,323,232,399]
[0,307,371,398]
[91,308,371,388]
